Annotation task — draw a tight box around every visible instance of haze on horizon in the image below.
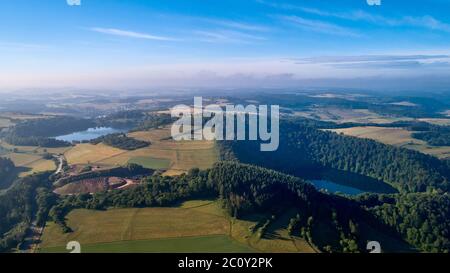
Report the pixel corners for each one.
[1,0,450,92]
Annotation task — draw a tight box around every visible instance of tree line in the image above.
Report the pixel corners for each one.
[90,133,150,150]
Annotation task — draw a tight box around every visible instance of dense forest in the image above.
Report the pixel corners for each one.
[4,116,95,138]
[0,116,94,147]
[132,113,175,131]
[0,173,54,252]
[219,120,450,193]
[90,133,150,150]
[98,111,174,131]
[2,135,71,148]
[357,193,450,252]
[0,158,15,188]
[412,125,450,146]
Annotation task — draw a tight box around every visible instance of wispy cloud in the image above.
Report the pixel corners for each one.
[206,19,272,32]
[258,0,450,33]
[402,16,450,33]
[275,15,360,37]
[194,29,266,44]
[300,9,450,33]
[90,27,178,41]
[0,42,49,51]
[293,55,450,64]
[290,54,450,70]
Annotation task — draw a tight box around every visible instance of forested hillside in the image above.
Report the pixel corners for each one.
[0,158,15,188]
[0,173,54,252]
[5,116,94,138]
[219,120,450,193]
[0,116,94,147]
[357,193,450,252]
[412,125,450,146]
[97,111,175,131]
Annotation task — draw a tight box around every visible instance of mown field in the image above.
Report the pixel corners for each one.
[40,235,249,253]
[0,118,13,128]
[63,127,218,175]
[0,141,57,177]
[330,126,450,159]
[39,200,249,253]
[417,118,450,126]
[127,156,171,170]
[294,108,412,124]
[39,200,315,253]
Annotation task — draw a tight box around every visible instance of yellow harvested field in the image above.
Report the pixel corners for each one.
[0,118,13,128]
[0,141,71,156]
[331,126,423,146]
[36,147,72,155]
[0,141,38,153]
[128,129,171,143]
[294,108,412,124]
[330,126,450,159]
[403,144,450,159]
[3,152,56,176]
[162,170,186,176]
[64,143,126,165]
[96,146,171,166]
[4,153,43,166]
[230,210,316,253]
[418,118,450,126]
[0,113,49,120]
[40,207,229,248]
[19,159,56,177]
[39,200,312,253]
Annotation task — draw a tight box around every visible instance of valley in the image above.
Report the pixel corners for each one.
[0,91,449,254]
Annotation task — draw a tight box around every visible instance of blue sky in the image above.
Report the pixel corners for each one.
[1,0,450,91]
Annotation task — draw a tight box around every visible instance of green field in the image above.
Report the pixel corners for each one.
[40,235,252,253]
[38,200,316,253]
[39,204,253,253]
[128,156,171,170]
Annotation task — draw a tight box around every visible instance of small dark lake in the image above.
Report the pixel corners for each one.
[309,180,365,196]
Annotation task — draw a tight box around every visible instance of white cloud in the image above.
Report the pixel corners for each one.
[402,16,450,33]
[90,27,178,41]
[275,15,360,37]
[258,0,450,33]
[206,19,272,32]
[194,29,266,43]
[0,42,49,51]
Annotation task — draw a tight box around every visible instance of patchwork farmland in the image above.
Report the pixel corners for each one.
[63,127,218,176]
